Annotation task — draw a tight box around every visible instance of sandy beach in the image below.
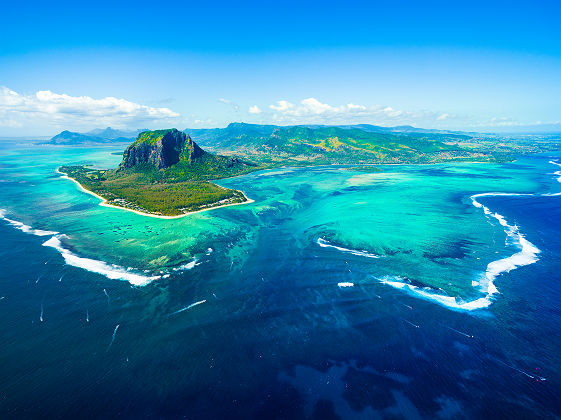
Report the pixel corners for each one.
[56,168,254,219]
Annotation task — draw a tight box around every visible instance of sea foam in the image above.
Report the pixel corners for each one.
[549,160,561,183]
[317,238,380,259]
[1,209,160,286]
[316,160,561,312]
[0,209,58,236]
[374,194,541,311]
[42,236,160,286]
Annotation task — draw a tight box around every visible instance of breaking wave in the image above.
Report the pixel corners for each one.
[317,160,561,311]
[42,236,160,286]
[375,194,541,311]
[1,209,160,286]
[317,237,380,258]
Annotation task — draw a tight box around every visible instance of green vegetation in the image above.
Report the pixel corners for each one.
[60,126,561,216]
[187,123,551,166]
[60,129,260,216]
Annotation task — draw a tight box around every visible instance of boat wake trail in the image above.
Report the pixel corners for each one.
[495,358,546,381]
[107,324,120,351]
[447,326,474,338]
[170,299,207,316]
[401,318,420,328]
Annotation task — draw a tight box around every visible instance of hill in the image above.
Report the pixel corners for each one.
[48,127,139,145]
[185,122,277,150]
[86,127,146,139]
[59,129,259,217]
[186,123,501,164]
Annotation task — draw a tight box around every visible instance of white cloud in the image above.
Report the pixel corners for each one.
[218,97,239,111]
[193,119,215,127]
[270,100,295,112]
[268,97,442,125]
[0,86,181,133]
[248,105,262,114]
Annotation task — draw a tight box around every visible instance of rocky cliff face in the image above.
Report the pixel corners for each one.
[118,129,205,170]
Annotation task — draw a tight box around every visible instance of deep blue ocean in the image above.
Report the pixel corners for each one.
[1,147,561,419]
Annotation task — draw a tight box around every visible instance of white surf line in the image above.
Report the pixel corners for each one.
[0,209,58,236]
[338,282,354,288]
[317,238,381,259]
[107,324,120,351]
[549,160,561,183]
[42,236,160,287]
[1,209,160,286]
[377,190,541,312]
[169,299,207,316]
[446,326,474,338]
[0,209,161,287]
[338,161,561,311]
[172,258,197,271]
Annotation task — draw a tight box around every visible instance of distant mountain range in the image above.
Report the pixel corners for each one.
[48,123,561,164]
[183,122,491,165]
[184,123,474,149]
[47,127,148,145]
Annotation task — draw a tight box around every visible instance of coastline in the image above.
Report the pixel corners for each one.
[56,168,255,219]
[55,158,503,220]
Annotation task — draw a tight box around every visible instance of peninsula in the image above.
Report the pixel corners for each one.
[59,129,259,217]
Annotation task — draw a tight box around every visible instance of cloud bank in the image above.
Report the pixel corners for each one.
[267,97,449,126]
[0,86,181,133]
[248,105,262,114]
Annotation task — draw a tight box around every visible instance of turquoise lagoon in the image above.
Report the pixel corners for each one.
[1,142,560,418]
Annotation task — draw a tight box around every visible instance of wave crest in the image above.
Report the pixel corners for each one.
[317,237,380,259]
[1,209,160,286]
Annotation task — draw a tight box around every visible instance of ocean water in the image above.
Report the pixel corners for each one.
[1,142,560,418]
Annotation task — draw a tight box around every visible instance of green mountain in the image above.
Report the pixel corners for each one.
[48,129,136,145]
[59,129,259,216]
[185,122,277,150]
[187,123,497,164]
[86,127,144,139]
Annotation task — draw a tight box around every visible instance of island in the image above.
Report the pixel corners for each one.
[186,123,561,166]
[59,129,259,217]
[47,127,141,145]
[58,124,561,218]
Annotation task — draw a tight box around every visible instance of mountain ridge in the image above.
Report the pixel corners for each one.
[58,129,258,216]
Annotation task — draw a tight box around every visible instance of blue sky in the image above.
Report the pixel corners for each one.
[1,0,560,135]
